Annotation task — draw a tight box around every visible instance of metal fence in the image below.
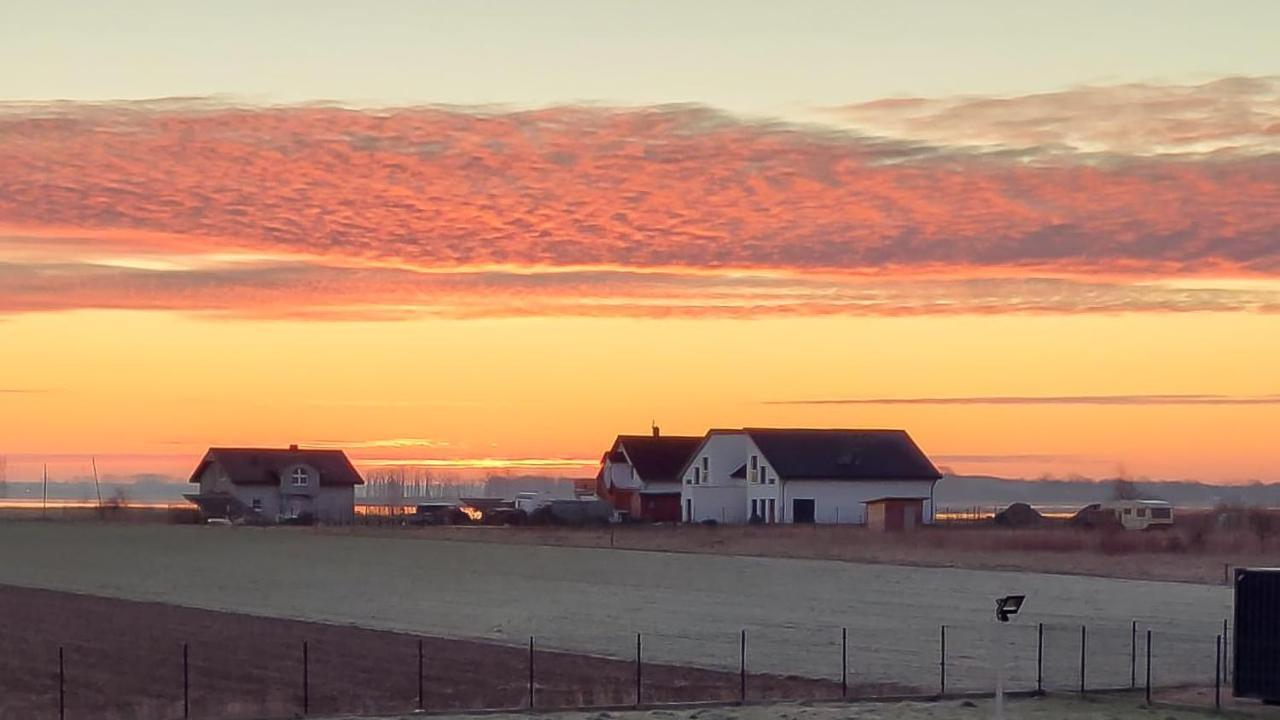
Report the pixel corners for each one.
[4,619,1233,720]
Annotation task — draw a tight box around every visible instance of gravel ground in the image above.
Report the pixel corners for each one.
[0,523,1231,691]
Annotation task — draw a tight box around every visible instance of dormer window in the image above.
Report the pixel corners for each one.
[291,467,309,486]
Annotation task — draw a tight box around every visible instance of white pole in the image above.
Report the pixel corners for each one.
[992,616,1004,720]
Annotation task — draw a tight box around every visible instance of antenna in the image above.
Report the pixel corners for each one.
[92,457,104,517]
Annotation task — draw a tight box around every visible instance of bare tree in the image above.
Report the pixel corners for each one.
[1110,477,1142,500]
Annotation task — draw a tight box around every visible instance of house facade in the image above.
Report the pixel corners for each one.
[680,428,942,525]
[677,430,750,524]
[596,429,701,522]
[185,445,363,523]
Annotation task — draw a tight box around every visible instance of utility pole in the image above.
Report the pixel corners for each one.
[42,463,49,518]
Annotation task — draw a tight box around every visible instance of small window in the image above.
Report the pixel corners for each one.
[750,455,758,470]
[291,467,309,486]
[693,467,701,484]
[1137,508,1146,518]
[251,498,263,512]
[1123,508,1132,515]
[767,473,776,485]
[701,457,709,475]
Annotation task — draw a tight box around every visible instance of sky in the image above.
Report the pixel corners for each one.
[2,1,1279,484]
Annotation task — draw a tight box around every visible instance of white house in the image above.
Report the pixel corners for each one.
[678,429,750,523]
[743,428,942,524]
[679,428,942,525]
[185,445,364,523]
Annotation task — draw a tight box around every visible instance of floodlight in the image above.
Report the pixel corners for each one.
[995,595,1025,622]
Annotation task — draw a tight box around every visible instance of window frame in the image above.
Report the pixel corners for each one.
[291,467,309,487]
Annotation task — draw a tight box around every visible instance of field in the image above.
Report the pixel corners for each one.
[330,518,1280,585]
[0,522,1231,695]
[0,585,852,720]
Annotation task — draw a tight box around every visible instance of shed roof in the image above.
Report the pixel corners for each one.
[188,447,364,487]
[745,429,941,481]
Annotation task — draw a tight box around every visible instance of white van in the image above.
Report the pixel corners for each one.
[1100,499,1174,530]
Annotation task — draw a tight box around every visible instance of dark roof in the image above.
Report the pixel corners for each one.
[864,496,931,503]
[614,435,702,483]
[729,463,747,479]
[745,429,941,481]
[188,447,364,487]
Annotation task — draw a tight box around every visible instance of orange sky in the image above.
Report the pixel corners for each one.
[2,84,1279,484]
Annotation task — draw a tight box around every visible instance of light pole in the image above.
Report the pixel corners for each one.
[993,595,1026,720]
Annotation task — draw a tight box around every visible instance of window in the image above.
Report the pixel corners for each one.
[767,498,776,523]
[251,498,263,512]
[1136,508,1147,518]
[693,467,701,484]
[767,472,776,485]
[1152,507,1172,519]
[701,456,709,477]
[291,467,309,486]
[749,455,759,483]
[1123,508,1132,515]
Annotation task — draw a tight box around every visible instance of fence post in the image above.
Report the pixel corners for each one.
[739,629,746,703]
[59,646,65,720]
[1215,634,1222,710]
[1145,630,1152,705]
[302,640,309,716]
[1036,623,1043,693]
[1223,617,1229,683]
[528,636,535,709]
[1078,625,1086,694]
[939,625,946,697]
[183,642,190,720]
[841,627,848,699]
[1130,621,1136,689]
[635,633,642,708]
[417,638,424,710]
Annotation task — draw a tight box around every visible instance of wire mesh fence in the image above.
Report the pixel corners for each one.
[2,618,1237,720]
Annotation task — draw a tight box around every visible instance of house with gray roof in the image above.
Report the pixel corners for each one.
[679,428,942,525]
[185,445,364,523]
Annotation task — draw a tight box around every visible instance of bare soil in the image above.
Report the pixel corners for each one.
[0,585,893,720]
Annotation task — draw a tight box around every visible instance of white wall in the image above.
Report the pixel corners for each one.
[744,438,784,523]
[681,432,748,523]
[779,479,937,524]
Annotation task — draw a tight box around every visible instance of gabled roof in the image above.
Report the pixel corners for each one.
[745,428,941,481]
[188,447,364,487]
[613,435,702,483]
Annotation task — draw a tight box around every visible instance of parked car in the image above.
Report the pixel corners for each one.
[410,503,469,526]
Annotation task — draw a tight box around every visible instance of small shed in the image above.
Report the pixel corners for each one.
[865,496,928,532]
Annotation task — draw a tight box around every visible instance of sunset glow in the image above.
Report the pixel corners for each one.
[2,4,1278,486]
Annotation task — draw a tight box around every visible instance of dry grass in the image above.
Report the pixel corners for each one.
[324,511,1280,585]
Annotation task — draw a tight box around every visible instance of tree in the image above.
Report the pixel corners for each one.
[1110,477,1142,500]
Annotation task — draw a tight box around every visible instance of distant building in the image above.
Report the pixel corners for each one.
[679,428,943,524]
[185,445,364,523]
[596,428,701,522]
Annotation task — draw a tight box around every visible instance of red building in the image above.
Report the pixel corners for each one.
[596,428,701,522]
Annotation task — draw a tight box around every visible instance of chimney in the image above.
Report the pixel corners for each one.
[288,444,299,451]
[651,423,660,438]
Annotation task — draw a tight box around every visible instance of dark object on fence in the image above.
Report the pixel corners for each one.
[302,640,309,715]
[739,629,746,702]
[995,595,1024,622]
[417,638,424,710]
[528,636,535,708]
[994,502,1043,527]
[1079,625,1087,693]
[841,627,848,698]
[1233,567,1280,702]
[939,625,947,696]
[635,633,643,708]
[1036,623,1044,693]
[1145,629,1152,705]
[183,643,190,719]
[1216,634,1223,710]
[59,646,65,720]
[1130,621,1137,689]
